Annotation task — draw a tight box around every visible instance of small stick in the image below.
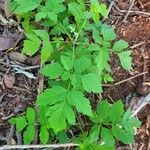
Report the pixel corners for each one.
[114,72,147,86]
[123,0,135,22]
[0,143,79,150]
[108,0,150,16]
[16,132,22,145]
[143,2,150,7]
[130,41,145,49]
[107,1,114,16]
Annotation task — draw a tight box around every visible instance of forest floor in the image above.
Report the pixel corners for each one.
[0,0,150,149]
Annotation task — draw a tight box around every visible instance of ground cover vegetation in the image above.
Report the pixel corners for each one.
[8,0,141,149]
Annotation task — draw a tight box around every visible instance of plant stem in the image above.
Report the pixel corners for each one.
[57,21,73,42]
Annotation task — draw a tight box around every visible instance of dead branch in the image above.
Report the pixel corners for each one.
[0,143,79,150]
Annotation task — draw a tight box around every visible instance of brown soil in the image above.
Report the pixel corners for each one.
[103,0,150,149]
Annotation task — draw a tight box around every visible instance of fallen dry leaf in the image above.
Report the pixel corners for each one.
[0,33,23,51]
[0,35,16,51]
[9,52,27,63]
[3,74,15,88]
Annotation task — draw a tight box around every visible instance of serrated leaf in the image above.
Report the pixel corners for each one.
[23,125,35,144]
[122,109,141,128]
[39,126,49,144]
[35,11,47,21]
[68,2,83,24]
[47,102,69,133]
[36,86,67,106]
[70,73,82,90]
[90,0,100,22]
[34,29,49,41]
[112,125,134,144]
[14,0,41,13]
[122,109,141,134]
[41,63,64,79]
[82,73,102,93]
[22,34,41,56]
[48,12,57,22]
[113,39,129,52]
[57,131,69,144]
[74,56,91,73]
[41,42,52,63]
[99,4,108,17]
[95,47,110,73]
[103,74,114,83]
[101,127,115,147]
[45,0,66,14]
[96,100,110,122]
[88,125,100,143]
[16,116,28,132]
[61,71,71,81]
[109,100,124,124]
[118,51,132,71]
[26,107,35,124]
[102,28,116,41]
[61,55,73,71]
[8,118,16,125]
[64,104,76,125]
[68,91,93,117]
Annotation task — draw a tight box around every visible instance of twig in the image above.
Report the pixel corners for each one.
[0,93,6,103]
[11,64,41,70]
[2,113,15,120]
[33,63,44,145]
[123,0,136,22]
[130,41,145,49]
[114,72,147,86]
[0,143,79,150]
[16,132,22,145]
[108,0,150,16]
[107,1,114,16]
[143,2,150,7]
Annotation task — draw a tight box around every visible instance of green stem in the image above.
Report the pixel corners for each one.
[74,17,88,43]
[57,21,73,42]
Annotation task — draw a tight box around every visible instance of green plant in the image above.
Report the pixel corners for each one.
[74,100,141,149]
[8,0,140,149]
